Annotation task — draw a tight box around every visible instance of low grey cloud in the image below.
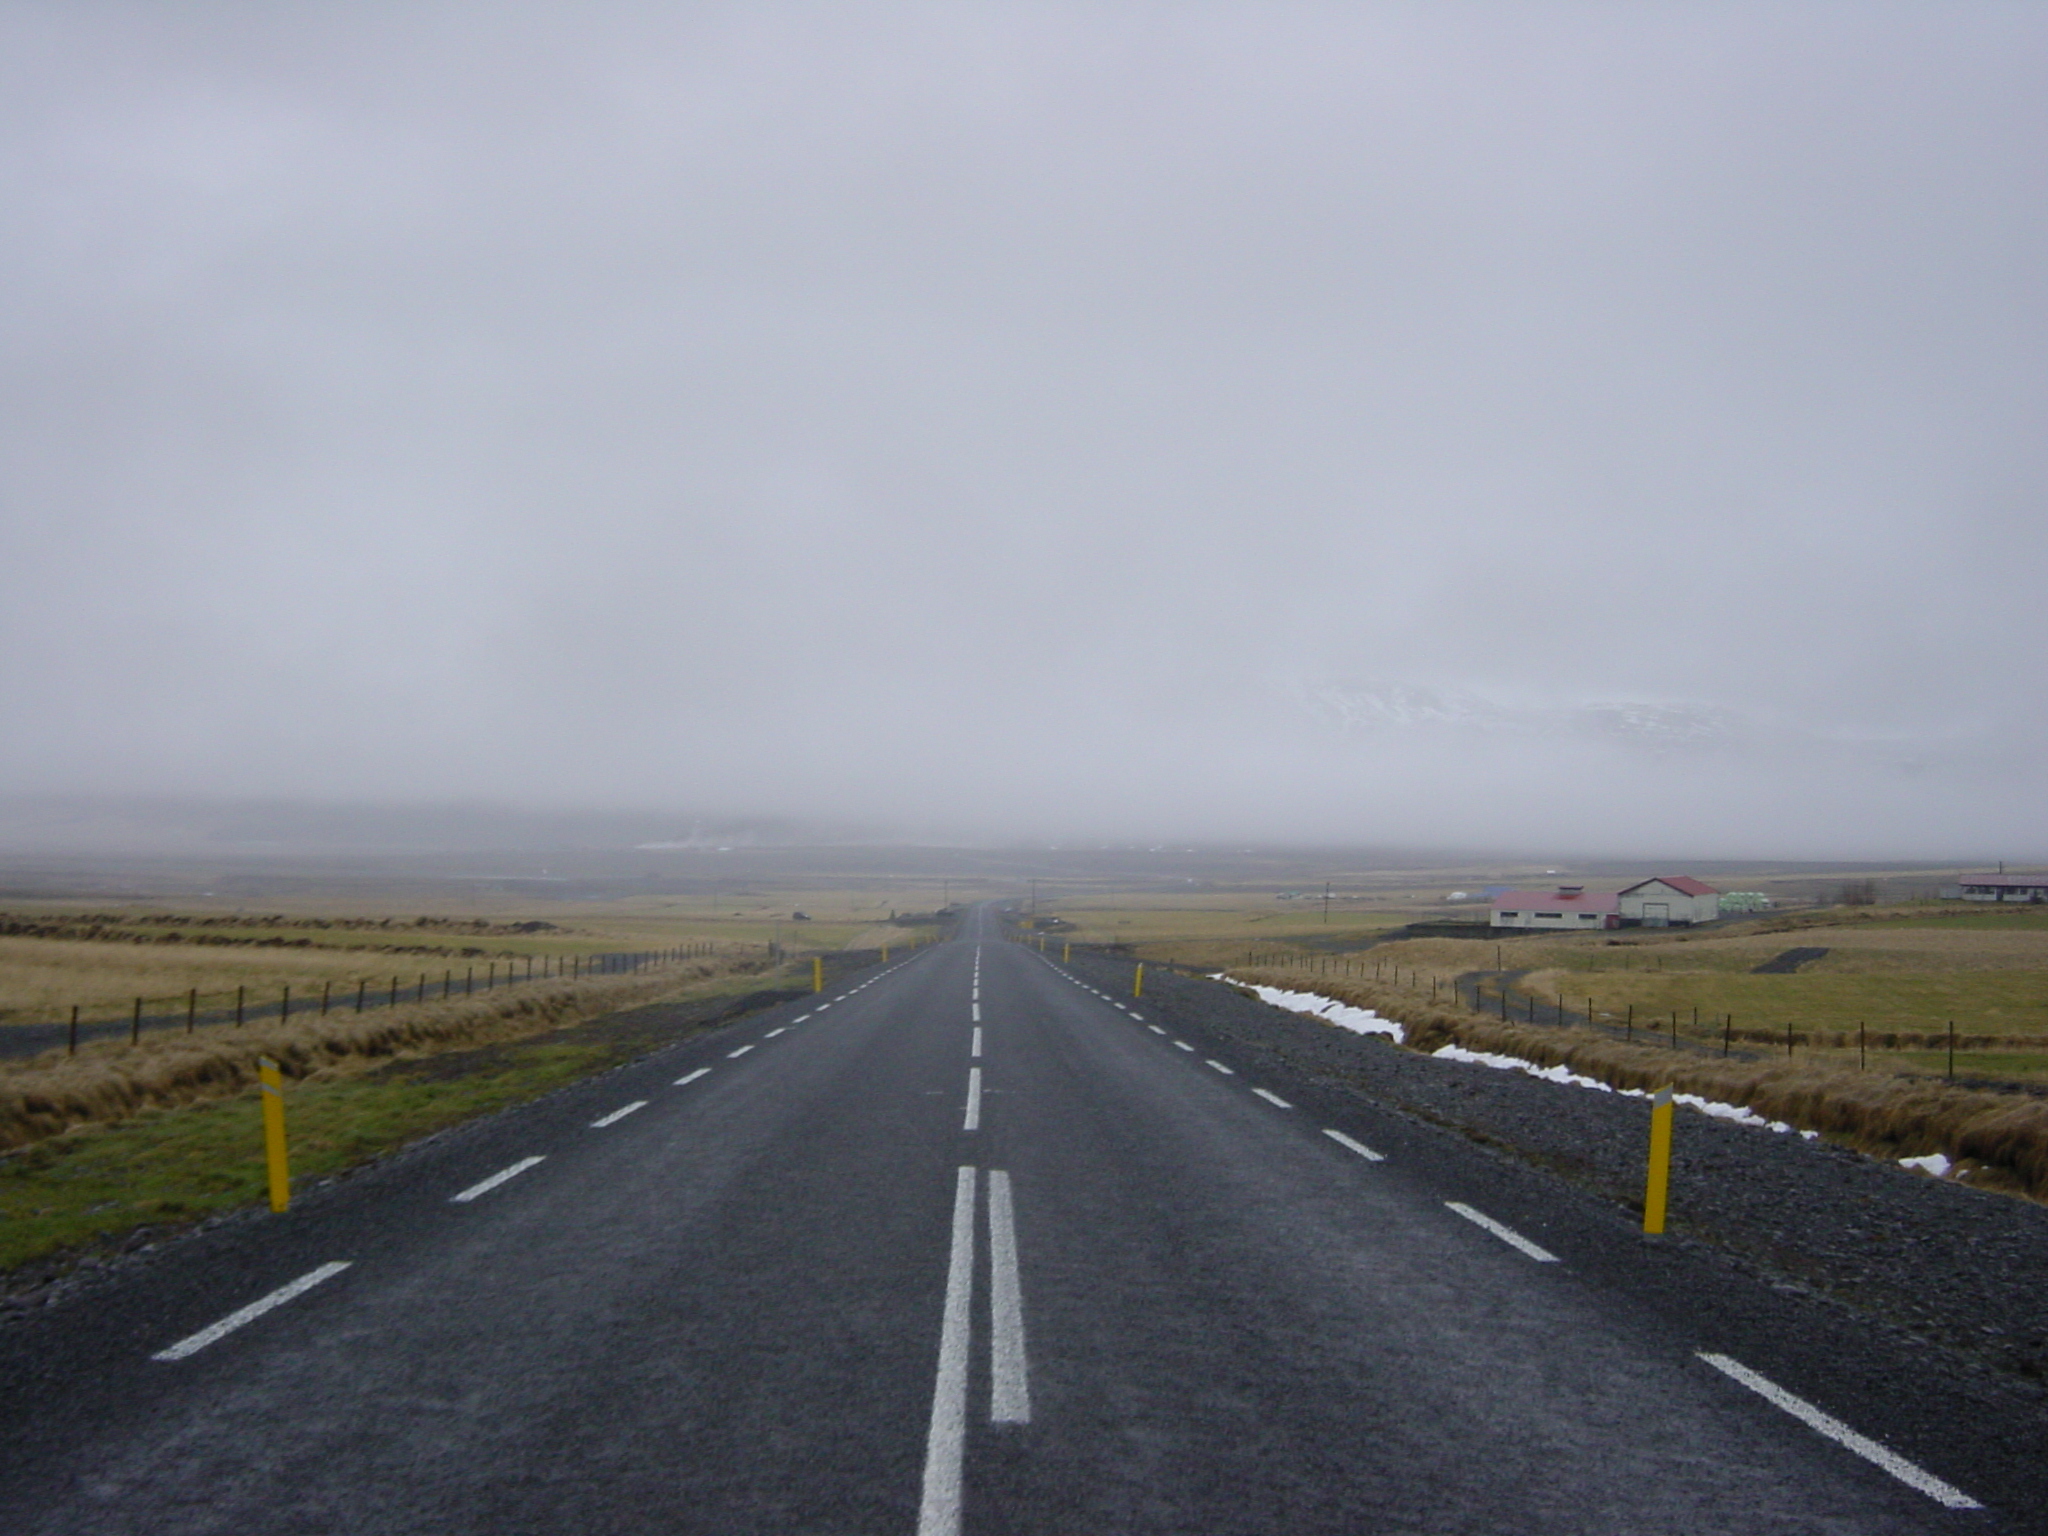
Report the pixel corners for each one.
[2,2,2042,858]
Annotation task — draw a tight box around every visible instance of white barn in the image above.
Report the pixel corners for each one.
[1618,877,1720,927]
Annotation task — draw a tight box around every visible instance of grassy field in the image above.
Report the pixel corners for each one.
[1009,883,2048,1088]
[1028,890,1419,964]
[0,890,939,1028]
[1189,903,2048,1082]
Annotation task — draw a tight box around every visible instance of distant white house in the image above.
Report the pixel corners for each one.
[1618,877,1720,927]
[1490,886,1620,931]
[1941,875,2048,903]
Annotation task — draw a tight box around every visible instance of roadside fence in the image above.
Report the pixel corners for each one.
[5,943,753,1063]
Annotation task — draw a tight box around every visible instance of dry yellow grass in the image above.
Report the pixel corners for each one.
[1317,919,2048,1044]
[1764,926,2048,969]
[0,935,481,1024]
[0,954,772,1152]
[845,923,927,951]
[0,888,944,1026]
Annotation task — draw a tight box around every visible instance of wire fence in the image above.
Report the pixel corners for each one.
[1225,947,2040,1083]
[1,942,756,1062]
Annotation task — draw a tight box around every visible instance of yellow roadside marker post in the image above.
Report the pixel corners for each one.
[812,957,824,993]
[1133,963,1145,999]
[1643,1085,1674,1235]
[1062,942,1070,963]
[882,944,890,962]
[259,1056,291,1213]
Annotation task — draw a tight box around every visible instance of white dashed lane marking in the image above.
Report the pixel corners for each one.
[1697,1354,1980,1509]
[1322,1128,1385,1162]
[1172,1040,1194,1052]
[727,1045,755,1058]
[590,1101,647,1128]
[451,1156,545,1203]
[1205,1060,1236,1075]
[764,1027,787,1037]
[1445,1202,1557,1262]
[1251,1088,1293,1109]
[674,1068,711,1086]
[152,1263,352,1362]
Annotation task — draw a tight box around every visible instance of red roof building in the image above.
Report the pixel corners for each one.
[1489,886,1621,931]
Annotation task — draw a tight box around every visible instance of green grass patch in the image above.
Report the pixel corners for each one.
[1881,1050,2048,1084]
[1528,968,2048,1038]
[1870,908,2048,931]
[0,998,734,1276]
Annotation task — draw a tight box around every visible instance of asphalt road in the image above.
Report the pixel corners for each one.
[0,907,2022,1532]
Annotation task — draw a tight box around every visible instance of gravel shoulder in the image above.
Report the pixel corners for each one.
[1097,955,2048,1393]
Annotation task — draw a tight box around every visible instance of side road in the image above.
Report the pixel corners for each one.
[1045,951,2048,1485]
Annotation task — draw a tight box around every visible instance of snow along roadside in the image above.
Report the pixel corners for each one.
[1218,978,1407,1043]
[1429,1042,1821,1140]
[1217,972,1832,1144]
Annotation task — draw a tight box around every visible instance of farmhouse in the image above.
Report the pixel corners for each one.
[1618,876,1720,927]
[1941,875,2048,903]
[1490,886,1619,931]
[1491,876,1723,931]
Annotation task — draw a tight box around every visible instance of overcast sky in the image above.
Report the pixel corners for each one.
[2,2,2043,858]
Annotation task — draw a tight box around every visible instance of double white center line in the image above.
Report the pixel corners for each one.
[918,1166,1031,1536]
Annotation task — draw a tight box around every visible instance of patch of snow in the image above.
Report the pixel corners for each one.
[1221,972,1825,1141]
[1215,975,1404,1043]
[1430,1043,1820,1137]
[1899,1152,1953,1178]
